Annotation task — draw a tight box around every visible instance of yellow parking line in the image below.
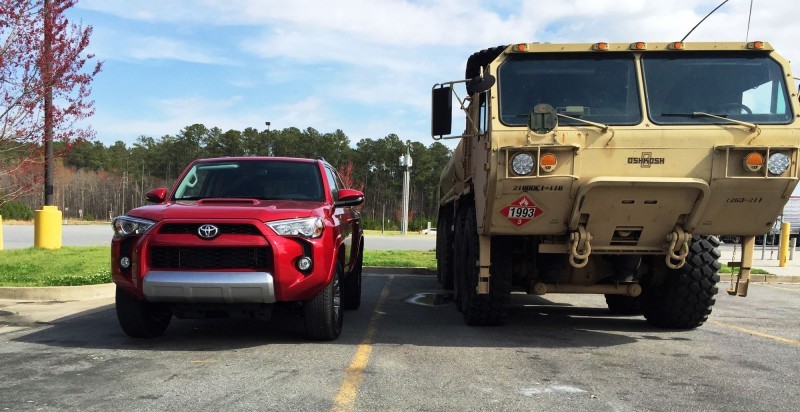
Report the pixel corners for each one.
[331,275,394,412]
[708,319,800,347]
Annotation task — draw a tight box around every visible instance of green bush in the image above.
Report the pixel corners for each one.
[0,200,34,220]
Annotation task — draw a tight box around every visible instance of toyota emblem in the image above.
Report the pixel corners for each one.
[197,224,220,239]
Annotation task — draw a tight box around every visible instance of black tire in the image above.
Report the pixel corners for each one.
[304,264,344,341]
[453,203,469,312]
[640,235,721,329]
[436,205,455,290]
[115,287,171,338]
[605,295,642,315]
[342,243,363,310]
[458,201,513,326]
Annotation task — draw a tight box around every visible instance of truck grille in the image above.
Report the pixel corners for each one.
[150,247,271,270]
[159,223,261,235]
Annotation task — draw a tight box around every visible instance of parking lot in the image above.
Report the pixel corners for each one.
[1,272,799,411]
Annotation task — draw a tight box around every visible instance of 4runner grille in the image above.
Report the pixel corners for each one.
[150,247,271,270]
[159,223,261,235]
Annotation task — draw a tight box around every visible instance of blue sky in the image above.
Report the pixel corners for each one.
[70,0,800,148]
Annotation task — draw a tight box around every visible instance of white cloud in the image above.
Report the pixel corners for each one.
[77,0,800,146]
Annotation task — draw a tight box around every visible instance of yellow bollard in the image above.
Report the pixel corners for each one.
[0,214,4,250]
[779,222,790,267]
[34,205,62,249]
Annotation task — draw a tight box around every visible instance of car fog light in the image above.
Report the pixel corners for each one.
[119,256,131,269]
[297,257,312,271]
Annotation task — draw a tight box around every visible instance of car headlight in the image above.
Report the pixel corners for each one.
[767,152,791,175]
[112,216,156,238]
[266,217,324,238]
[511,152,535,175]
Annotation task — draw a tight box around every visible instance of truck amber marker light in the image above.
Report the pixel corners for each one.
[539,153,557,173]
[744,152,764,172]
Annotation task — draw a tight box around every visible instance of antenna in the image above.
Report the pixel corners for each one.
[681,0,730,42]
[746,0,753,41]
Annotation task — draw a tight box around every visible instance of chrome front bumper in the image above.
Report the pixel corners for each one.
[142,271,276,304]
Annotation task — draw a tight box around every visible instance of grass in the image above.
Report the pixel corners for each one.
[0,246,766,287]
[363,250,436,270]
[0,247,434,287]
[0,247,111,287]
[720,263,769,275]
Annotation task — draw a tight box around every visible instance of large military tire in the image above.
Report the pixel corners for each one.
[304,264,344,341]
[436,205,455,290]
[115,287,172,338]
[452,203,469,311]
[342,243,363,310]
[458,201,512,326]
[640,235,721,329]
[605,295,642,315]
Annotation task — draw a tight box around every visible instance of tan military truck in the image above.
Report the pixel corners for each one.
[432,41,800,328]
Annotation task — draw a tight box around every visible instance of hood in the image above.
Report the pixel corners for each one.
[127,199,327,222]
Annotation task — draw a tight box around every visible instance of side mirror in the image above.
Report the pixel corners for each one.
[431,86,452,137]
[145,188,167,203]
[466,73,495,94]
[335,189,365,207]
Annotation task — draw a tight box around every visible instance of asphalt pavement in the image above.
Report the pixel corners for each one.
[2,272,799,411]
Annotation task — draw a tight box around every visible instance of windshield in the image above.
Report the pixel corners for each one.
[643,52,793,125]
[173,160,325,201]
[498,54,641,126]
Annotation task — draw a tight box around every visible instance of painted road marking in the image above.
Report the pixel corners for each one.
[331,275,394,412]
[708,319,800,347]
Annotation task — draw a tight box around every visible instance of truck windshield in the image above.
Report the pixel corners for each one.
[643,52,793,125]
[173,160,324,201]
[498,54,641,126]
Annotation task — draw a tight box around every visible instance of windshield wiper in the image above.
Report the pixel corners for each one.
[660,112,760,133]
[555,113,615,148]
[691,111,760,133]
[556,113,611,133]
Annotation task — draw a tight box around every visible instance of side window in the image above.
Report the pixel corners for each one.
[324,167,340,200]
[479,93,488,134]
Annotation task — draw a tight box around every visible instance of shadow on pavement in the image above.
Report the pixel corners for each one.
[12,274,695,351]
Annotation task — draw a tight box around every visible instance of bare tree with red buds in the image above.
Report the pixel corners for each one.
[0,0,101,206]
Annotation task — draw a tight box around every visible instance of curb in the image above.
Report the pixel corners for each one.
[0,283,115,301]
[719,274,800,283]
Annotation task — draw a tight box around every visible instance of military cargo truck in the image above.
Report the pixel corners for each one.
[431,41,800,328]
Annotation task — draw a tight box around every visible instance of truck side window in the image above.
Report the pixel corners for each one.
[479,93,488,134]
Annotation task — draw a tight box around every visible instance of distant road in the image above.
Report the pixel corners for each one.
[1,224,436,251]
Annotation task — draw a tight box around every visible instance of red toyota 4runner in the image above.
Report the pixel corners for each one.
[111,157,364,341]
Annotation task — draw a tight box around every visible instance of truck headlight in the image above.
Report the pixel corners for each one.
[511,152,535,175]
[112,216,156,238]
[267,217,324,238]
[767,152,790,175]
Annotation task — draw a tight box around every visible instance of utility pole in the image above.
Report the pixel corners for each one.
[34,0,62,249]
[43,0,53,206]
[399,141,412,235]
